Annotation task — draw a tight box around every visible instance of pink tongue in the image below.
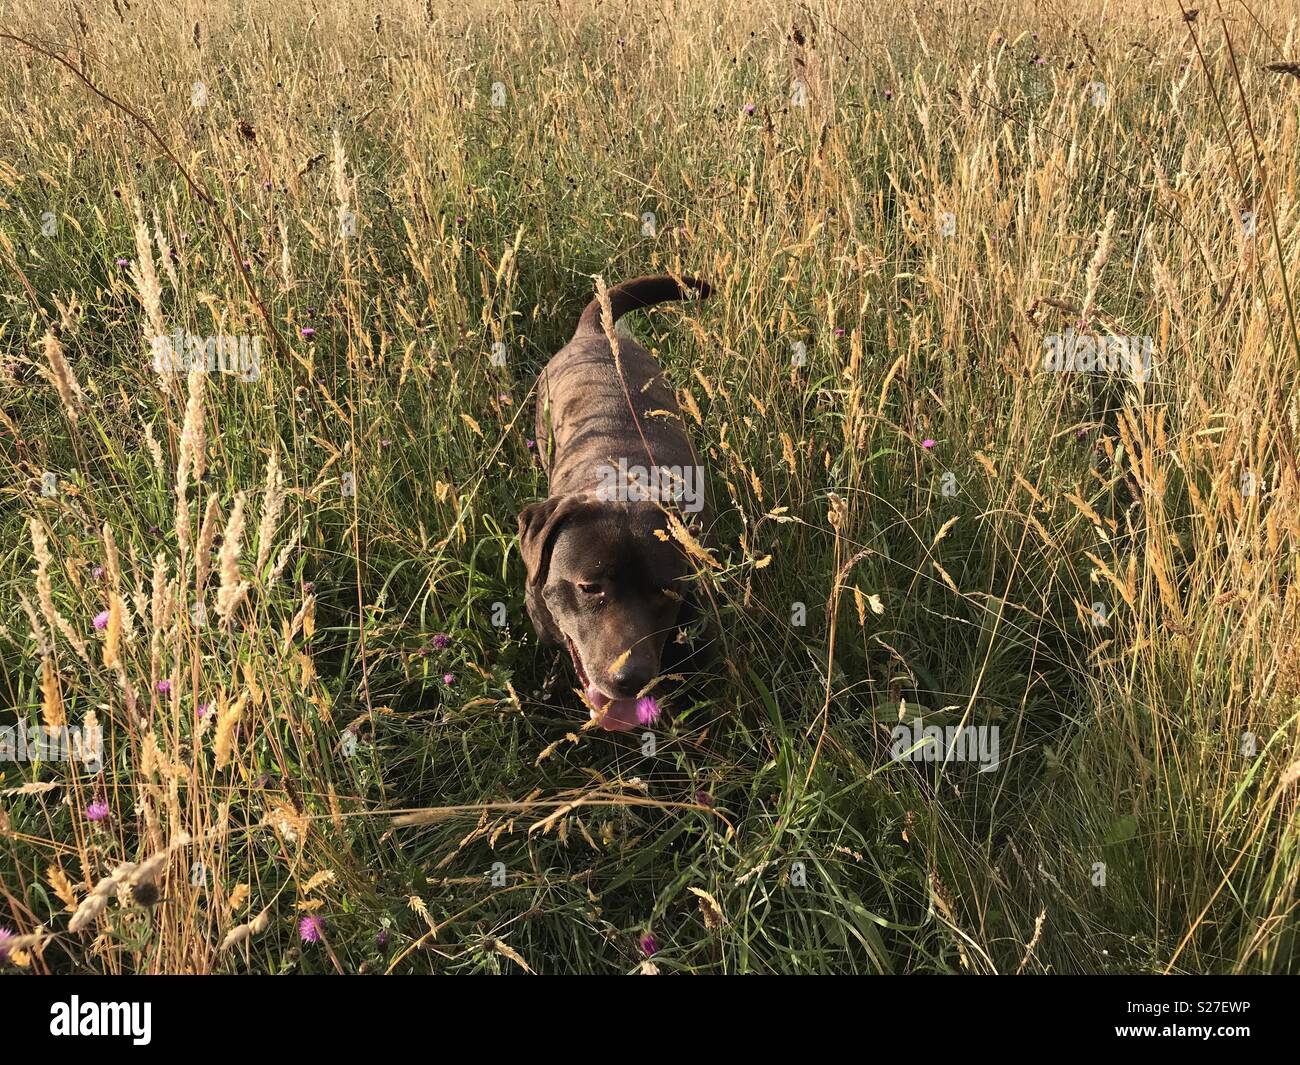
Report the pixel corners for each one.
[586,684,640,732]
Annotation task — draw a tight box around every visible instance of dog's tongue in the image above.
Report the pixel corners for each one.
[586,684,640,732]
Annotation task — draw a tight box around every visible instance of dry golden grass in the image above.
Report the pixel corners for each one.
[0,0,1296,973]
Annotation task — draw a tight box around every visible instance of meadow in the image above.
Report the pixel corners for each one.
[0,0,1297,974]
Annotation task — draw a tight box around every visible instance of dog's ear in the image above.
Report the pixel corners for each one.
[517,494,593,586]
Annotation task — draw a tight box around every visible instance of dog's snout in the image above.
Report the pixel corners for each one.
[608,661,651,698]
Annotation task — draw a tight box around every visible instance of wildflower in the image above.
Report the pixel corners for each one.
[86,800,110,822]
[922,439,936,450]
[157,679,172,695]
[197,702,212,720]
[639,931,658,957]
[884,89,894,99]
[301,326,316,339]
[431,633,450,650]
[0,927,11,964]
[376,930,389,949]
[636,696,661,725]
[526,438,536,450]
[299,915,324,944]
[442,673,455,686]
[115,257,129,267]
[834,327,845,338]
[744,102,755,114]
[695,790,714,808]
[92,565,105,580]
[92,610,110,631]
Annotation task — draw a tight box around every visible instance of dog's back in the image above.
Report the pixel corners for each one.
[535,276,711,505]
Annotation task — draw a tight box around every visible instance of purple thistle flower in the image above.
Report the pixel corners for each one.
[197,702,212,720]
[743,102,755,115]
[922,439,936,450]
[639,931,658,958]
[86,800,110,822]
[695,789,714,808]
[525,438,536,450]
[115,257,129,267]
[300,326,316,339]
[157,679,172,695]
[298,915,324,944]
[431,633,450,650]
[834,327,845,338]
[442,673,456,686]
[92,565,105,580]
[92,609,110,631]
[636,696,661,725]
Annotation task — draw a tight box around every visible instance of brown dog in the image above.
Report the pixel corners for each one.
[519,275,713,730]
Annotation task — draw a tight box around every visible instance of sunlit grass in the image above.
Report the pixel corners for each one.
[0,0,1296,974]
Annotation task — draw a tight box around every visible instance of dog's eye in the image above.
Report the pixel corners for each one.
[576,581,602,595]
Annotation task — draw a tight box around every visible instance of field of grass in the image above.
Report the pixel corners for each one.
[1,0,1297,975]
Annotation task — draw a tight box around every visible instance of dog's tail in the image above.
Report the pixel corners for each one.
[572,274,713,340]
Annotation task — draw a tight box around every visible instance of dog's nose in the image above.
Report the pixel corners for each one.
[608,663,651,698]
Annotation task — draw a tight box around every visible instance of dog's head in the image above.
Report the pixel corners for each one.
[519,494,692,730]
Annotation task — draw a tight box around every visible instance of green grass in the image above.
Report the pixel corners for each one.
[0,0,1297,974]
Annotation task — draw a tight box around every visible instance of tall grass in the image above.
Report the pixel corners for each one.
[0,0,1296,974]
